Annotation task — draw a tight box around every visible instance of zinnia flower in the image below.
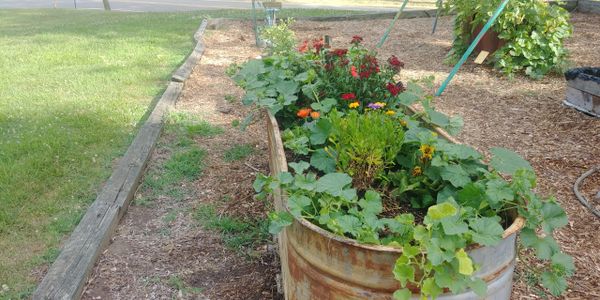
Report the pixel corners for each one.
[298,40,309,53]
[367,102,386,110]
[332,48,348,57]
[341,93,356,100]
[385,110,395,116]
[388,55,405,72]
[310,111,320,119]
[349,102,360,109]
[313,38,325,53]
[419,144,435,161]
[412,166,423,177]
[386,82,402,96]
[297,108,312,119]
[350,66,359,78]
[400,119,408,127]
[351,35,363,44]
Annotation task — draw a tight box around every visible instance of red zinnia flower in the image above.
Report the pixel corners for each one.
[351,35,363,44]
[360,71,371,79]
[313,38,325,53]
[388,55,405,72]
[386,82,406,96]
[341,93,356,100]
[350,66,359,78]
[332,48,348,57]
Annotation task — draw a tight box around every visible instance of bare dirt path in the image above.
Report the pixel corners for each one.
[292,13,600,298]
[82,21,281,300]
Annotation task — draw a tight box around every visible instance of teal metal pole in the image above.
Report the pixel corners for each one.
[435,0,510,96]
[252,0,259,46]
[431,0,443,34]
[376,0,409,49]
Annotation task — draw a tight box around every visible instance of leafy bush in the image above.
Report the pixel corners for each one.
[260,18,297,55]
[446,0,572,79]
[233,33,572,299]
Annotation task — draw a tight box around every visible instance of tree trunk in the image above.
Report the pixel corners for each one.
[102,0,111,10]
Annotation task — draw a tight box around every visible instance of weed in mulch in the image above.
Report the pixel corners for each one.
[223,143,255,162]
[195,204,271,256]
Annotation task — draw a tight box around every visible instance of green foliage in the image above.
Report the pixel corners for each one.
[446,0,572,78]
[327,110,405,190]
[260,19,297,55]
[223,144,254,162]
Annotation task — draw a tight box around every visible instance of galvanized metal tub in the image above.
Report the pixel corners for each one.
[564,67,600,117]
[266,112,525,300]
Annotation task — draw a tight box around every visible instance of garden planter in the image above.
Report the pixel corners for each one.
[471,23,505,55]
[266,112,525,300]
[564,67,600,117]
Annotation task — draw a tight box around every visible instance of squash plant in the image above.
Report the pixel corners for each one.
[231,34,573,299]
[446,0,572,79]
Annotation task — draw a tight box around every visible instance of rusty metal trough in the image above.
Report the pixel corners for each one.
[564,67,600,117]
[266,112,525,300]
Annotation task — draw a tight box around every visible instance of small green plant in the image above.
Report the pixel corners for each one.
[445,0,572,79]
[224,94,237,103]
[165,148,207,180]
[167,275,203,295]
[327,110,405,190]
[260,18,297,55]
[231,119,240,128]
[223,144,254,162]
[195,205,271,253]
[167,111,224,137]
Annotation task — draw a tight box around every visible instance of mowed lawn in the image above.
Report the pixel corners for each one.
[0,9,204,297]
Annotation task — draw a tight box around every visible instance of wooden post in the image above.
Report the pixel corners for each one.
[102,0,111,11]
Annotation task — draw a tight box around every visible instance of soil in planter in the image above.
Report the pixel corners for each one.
[81,21,282,300]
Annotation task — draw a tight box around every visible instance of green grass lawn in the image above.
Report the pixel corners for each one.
[0,9,209,298]
[0,8,380,298]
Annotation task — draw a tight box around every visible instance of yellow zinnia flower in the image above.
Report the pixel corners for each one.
[385,110,395,116]
[349,101,360,109]
[412,166,423,176]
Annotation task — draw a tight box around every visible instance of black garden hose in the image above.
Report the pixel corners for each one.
[573,165,600,219]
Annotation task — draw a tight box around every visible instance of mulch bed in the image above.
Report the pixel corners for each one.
[83,12,599,299]
[82,23,280,300]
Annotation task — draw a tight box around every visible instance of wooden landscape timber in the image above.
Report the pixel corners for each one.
[33,19,208,300]
[172,19,208,83]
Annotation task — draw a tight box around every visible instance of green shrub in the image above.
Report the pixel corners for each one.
[446,0,572,79]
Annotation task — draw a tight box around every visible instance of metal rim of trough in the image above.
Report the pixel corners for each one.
[33,19,208,300]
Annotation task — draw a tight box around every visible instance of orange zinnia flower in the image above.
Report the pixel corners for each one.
[297,108,312,119]
[350,66,359,78]
[310,111,320,119]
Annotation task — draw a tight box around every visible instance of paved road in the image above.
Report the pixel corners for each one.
[0,0,401,12]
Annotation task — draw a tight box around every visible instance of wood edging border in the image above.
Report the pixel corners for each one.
[33,18,208,300]
[172,19,208,82]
